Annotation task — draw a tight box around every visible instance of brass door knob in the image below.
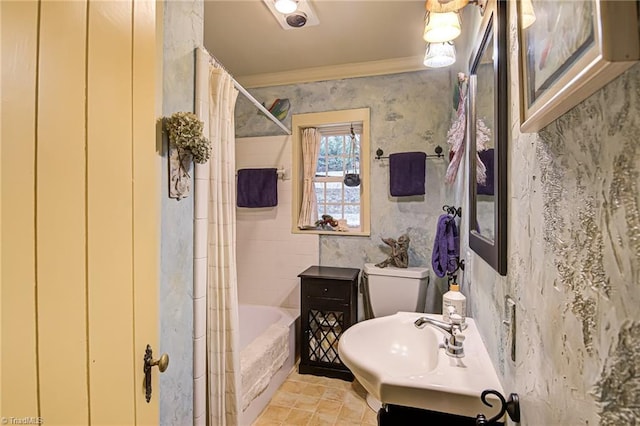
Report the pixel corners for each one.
[144,345,169,402]
[151,353,169,372]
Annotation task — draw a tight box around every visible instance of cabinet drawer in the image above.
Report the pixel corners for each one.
[304,281,350,301]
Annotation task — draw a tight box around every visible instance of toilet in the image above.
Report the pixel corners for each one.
[363,263,430,318]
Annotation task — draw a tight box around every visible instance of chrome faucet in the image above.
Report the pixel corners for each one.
[414,310,466,358]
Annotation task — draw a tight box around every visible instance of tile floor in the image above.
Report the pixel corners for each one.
[251,368,378,426]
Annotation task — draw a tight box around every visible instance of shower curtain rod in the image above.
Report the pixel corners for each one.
[198,47,292,135]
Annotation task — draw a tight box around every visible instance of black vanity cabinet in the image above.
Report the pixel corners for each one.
[298,265,359,381]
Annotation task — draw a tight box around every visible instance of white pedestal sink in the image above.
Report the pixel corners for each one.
[338,312,504,419]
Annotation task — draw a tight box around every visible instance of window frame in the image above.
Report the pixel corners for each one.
[291,108,370,236]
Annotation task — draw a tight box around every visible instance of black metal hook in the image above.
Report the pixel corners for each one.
[446,258,465,284]
[442,204,462,218]
[476,390,520,425]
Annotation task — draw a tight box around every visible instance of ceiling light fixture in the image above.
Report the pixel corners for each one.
[421,0,488,68]
[262,0,319,30]
[274,0,297,14]
[423,11,461,43]
[425,0,469,13]
[286,12,307,28]
[423,42,456,68]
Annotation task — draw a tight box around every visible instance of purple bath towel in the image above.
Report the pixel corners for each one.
[431,214,460,278]
[477,148,494,196]
[237,168,278,208]
[389,152,427,197]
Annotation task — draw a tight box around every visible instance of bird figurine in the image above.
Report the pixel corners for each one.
[259,98,291,122]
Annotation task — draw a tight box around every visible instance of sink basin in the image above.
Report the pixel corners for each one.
[338,312,504,418]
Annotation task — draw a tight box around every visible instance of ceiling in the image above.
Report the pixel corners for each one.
[203,1,433,87]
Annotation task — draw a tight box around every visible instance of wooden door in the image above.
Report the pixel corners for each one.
[1,1,161,424]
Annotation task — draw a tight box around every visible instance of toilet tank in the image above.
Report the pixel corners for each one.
[364,263,429,318]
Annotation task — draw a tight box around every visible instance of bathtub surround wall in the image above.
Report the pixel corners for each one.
[235,71,456,315]
[235,135,319,309]
[459,5,640,425]
[161,1,202,423]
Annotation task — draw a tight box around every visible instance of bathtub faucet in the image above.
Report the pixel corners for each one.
[414,312,465,358]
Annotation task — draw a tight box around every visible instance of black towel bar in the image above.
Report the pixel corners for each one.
[375,145,444,160]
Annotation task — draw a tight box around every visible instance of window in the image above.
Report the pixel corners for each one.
[315,124,362,228]
[292,108,370,236]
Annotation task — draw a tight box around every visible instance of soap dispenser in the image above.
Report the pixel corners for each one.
[442,283,466,322]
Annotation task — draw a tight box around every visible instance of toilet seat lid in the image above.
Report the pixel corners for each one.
[364,263,429,279]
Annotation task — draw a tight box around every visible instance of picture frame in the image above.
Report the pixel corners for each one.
[517,0,640,133]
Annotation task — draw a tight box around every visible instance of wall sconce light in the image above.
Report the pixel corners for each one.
[423,11,462,43]
[274,0,298,14]
[520,0,536,29]
[424,42,456,68]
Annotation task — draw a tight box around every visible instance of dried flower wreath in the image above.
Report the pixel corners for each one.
[164,112,211,164]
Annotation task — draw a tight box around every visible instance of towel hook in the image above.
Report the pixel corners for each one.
[442,205,462,218]
[475,390,520,424]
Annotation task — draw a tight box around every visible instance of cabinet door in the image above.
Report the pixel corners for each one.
[301,301,352,369]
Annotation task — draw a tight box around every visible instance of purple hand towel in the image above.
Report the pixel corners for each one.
[389,152,427,197]
[477,148,494,196]
[431,214,460,278]
[237,168,278,208]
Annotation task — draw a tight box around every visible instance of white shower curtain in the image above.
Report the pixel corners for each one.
[206,66,240,425]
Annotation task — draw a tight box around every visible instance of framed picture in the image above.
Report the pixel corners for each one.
[517,0,640,132]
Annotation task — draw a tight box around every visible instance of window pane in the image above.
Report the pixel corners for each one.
[319,138,327,156]
[344,204,360,227]
[327,156,344,174]
[325,204,342,218]
[315,182,325,202]
[344,185,360,203]
[324,136,344,175]
[345,216,360,227]
[325,182,343,204]
[344,157,354,172]
[326,136,344,156]
[317,204,326,217]
[344,204,360,215]
[316,156,327,175]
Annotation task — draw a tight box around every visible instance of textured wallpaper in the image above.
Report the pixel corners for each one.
[463,4,640,425]
[160,1,202,424]
[235,70,459,312]
[236,13,639,424]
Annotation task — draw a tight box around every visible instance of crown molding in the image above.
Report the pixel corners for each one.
[236,55,427,88]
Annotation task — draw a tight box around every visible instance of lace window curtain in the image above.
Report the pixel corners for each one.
[297,128,321,228]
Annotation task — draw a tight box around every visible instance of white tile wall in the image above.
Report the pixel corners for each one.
[193,375,206,418]
[193,48,209,426]
[193,257,207,299]
[193,296,206,339]
[193,218,208,258]
[236,136,319,309]
[193,414,205,426]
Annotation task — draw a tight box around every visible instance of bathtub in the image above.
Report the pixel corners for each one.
[238,304,299,426]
